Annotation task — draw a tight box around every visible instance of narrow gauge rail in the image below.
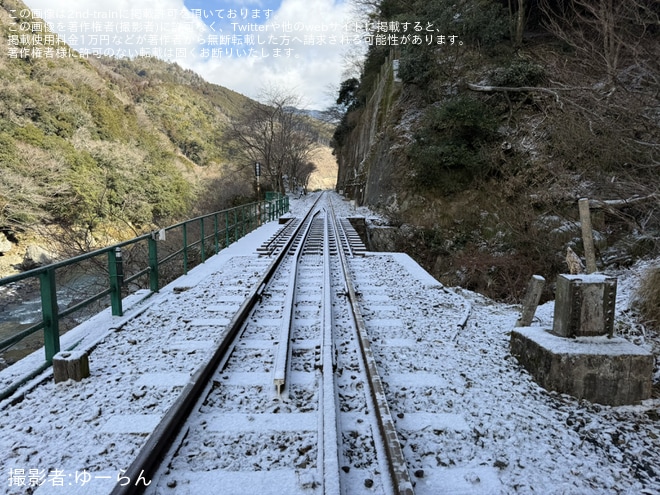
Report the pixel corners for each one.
[112,192,414,495]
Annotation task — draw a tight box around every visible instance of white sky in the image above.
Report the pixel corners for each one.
[24,0,360,109]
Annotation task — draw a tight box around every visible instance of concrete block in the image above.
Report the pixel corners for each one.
[53,350,90,383]
[553,274,617,337]
[510,327,653,406]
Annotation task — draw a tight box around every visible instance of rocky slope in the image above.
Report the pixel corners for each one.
[332,1,659,304]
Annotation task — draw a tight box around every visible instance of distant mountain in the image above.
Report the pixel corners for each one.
[287,107,326,121]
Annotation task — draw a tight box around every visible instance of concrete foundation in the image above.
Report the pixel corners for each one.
[510,327,653,405]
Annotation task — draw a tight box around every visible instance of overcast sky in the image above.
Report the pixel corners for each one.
[24,0,361,109]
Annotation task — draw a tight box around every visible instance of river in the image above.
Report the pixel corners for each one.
[0,268,109,366]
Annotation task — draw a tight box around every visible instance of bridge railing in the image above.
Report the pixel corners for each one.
[0,195,289,367]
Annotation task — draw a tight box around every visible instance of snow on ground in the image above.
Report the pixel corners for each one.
[0,191,658,494]
[350,251,660,494]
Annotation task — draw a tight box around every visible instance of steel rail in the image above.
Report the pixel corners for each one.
[272,209,320,394]
[334,214,354,258]
[328,199,415,495]
[320,209,341,494]
[257,217,299,256]
[109,194,323,495]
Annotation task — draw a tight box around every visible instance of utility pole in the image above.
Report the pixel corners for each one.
[255,162,262,225]
[254,162,261,199]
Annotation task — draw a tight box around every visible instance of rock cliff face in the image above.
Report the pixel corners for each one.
[333,50,659,303]
[336,54,405,211]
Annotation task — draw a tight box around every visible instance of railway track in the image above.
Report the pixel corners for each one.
[112,192,414,495]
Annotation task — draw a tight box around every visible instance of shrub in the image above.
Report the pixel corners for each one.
[408,96,499,192]
[415,0,508,47]
[12,124,46,147]
[0,133,19,166]
[395,0,509,90]
[397,46,436,87]
[458,0,509,46]
[452,248,536,302]
[490,59,546,87]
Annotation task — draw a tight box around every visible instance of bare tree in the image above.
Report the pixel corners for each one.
[222,88,320,194]
[536,0,659,171]
[297,162,317,195]
[540,0,659,90]
[509,0,527,46]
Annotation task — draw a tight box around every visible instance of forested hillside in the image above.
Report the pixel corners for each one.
[0,1,247,252]
[333,0,659,305]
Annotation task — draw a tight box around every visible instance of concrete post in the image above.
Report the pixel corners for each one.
[516,275,545,327]
[552,274,617,338]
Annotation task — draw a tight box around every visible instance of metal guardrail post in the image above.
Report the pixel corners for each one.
[182,222,188,274]
[225,210,230,247]
[148,236,159,292]
[214,213,219,254]
[108,247,124,316]
[39,268,60,363]
[200,217,206,264]
[233,208,238,243]
[241,205,246,238]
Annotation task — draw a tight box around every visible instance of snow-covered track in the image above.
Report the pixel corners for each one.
[329,198,414,495]
[109,195,324,495]
[5,191,658,495]
[335,217,367,257]
[109,193,416,495]
[256,217,301,257]
[272,210,320,394]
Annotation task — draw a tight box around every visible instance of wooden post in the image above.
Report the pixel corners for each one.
[578,198,598,274]
[516,275,545,327]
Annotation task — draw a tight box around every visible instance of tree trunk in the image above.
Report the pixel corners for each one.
[516,0,525,46]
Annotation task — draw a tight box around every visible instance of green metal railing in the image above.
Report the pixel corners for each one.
[0,195,289,367]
